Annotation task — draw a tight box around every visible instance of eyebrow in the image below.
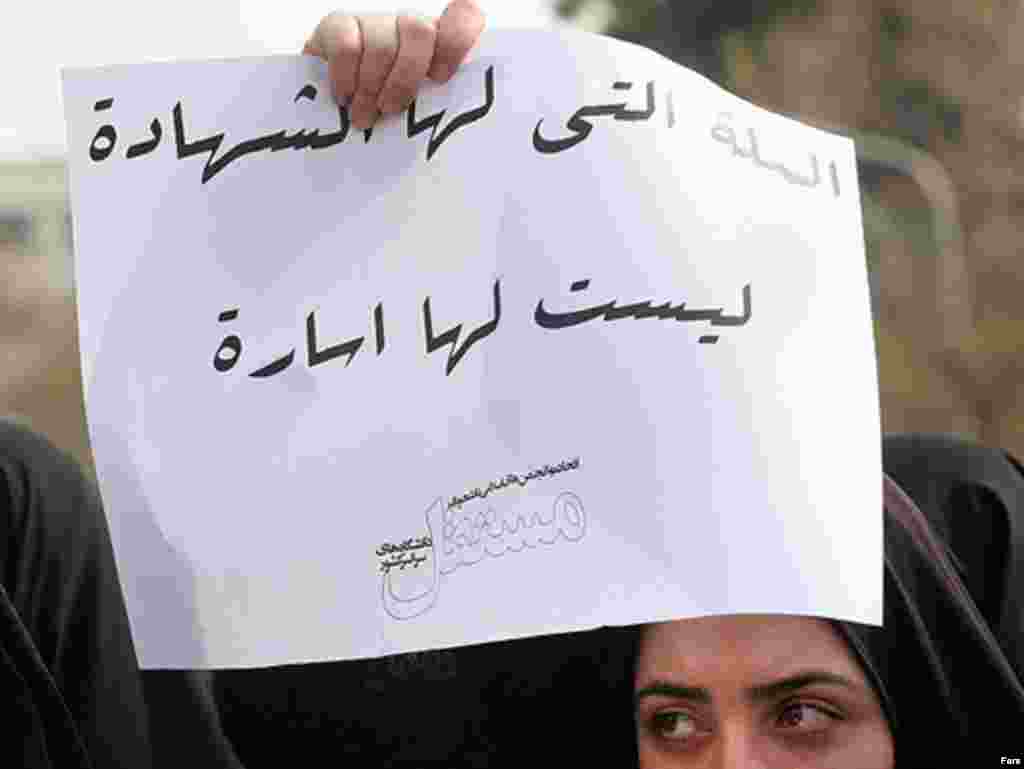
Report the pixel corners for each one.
[635,671,859,706]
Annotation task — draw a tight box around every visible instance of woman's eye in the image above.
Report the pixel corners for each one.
[776,702,839,731]
[650,710,699,740]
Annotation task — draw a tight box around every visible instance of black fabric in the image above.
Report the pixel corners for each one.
[882,433,1024,681]
[0,418,150,769]
[213,627,634,767]
[832,435,1024,765]
[835,480,1024,764]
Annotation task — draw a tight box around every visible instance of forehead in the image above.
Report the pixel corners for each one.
[636,614,863,682]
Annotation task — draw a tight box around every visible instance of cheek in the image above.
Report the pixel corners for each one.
[633,718,895,769]
[637,749,658,769]
[764,719,895,769]
[840,719,895,769]
[635,734,678,769]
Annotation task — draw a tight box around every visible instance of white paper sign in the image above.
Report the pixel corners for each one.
[62,28,882,670]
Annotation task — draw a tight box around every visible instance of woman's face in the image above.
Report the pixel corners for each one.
[634,614,895,768]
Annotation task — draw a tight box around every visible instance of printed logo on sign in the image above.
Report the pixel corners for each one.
[377,481,586,619]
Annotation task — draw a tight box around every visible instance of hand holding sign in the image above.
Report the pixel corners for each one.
[302,1,486,130]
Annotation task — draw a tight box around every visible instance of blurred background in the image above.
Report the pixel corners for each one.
[2,0,1022,479]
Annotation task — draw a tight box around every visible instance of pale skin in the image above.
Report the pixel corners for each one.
[302,1,487,131]
[634,615,895,768]
[304,13,895,765]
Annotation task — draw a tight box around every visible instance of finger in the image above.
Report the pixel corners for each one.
[377,13,437,115]
[428,0,486,83]
[349,14,400,129]
[309,12,363,105]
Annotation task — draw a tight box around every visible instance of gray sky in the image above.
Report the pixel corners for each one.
[2,0,570,161]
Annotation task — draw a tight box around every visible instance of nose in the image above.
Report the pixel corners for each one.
[709,721,768,769]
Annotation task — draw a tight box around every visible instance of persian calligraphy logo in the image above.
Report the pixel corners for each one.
[378,467,586,620]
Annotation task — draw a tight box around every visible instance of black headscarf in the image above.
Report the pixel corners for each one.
[835,434,1024,764]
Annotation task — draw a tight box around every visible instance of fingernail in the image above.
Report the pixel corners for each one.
[356,111,379,130]
[350,91,371,128]
[384,92,413,115]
